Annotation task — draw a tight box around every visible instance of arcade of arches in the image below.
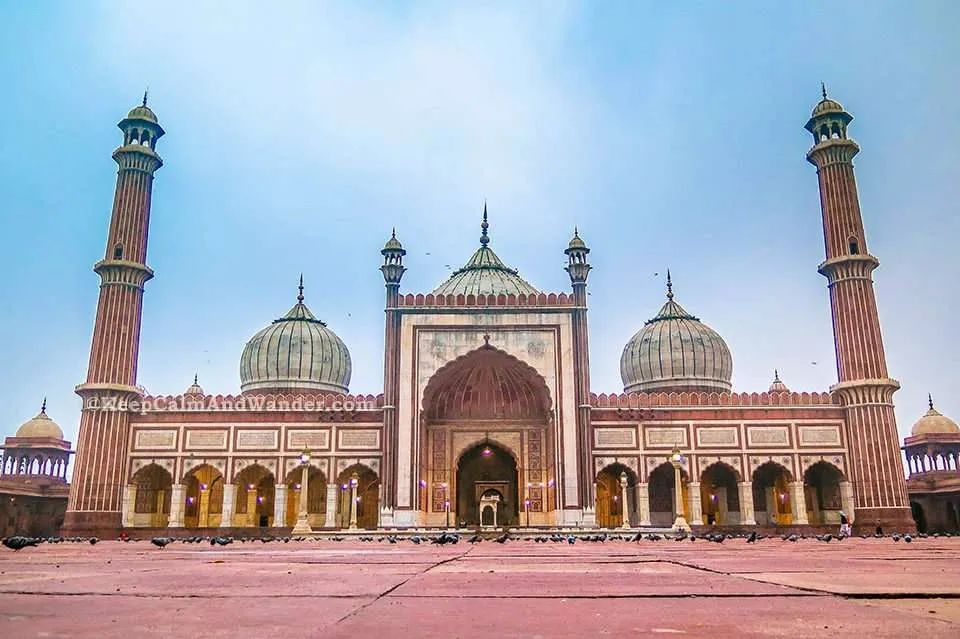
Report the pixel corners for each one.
[594,460,854,529]
[124,462,382,530]
[419,345,558,527]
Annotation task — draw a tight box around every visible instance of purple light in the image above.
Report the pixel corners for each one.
[186,497,195,504]
[482,448,492,457]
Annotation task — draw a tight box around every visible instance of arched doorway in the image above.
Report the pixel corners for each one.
[132,464,172,527]
[336,465,379,529]
[284,467,326,528]
[752,462,792,525]
[911,501,927,533]
[803,462,843,525]
[700,463,740,526]
[233,464,275,527]
[420,344,555,528]
[649,463,688,527]
[456,442,519,527]
[184,464,223,528]
[596,464,636,528]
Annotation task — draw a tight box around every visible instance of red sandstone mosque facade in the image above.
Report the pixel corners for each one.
[9,90,952,537]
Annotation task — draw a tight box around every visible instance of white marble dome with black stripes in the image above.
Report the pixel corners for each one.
[620,277,732,394]
[240,285,351,394]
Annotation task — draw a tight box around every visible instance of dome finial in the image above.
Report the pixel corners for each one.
[143,88,149,107]
[821,82,827,101]
[480,201,489,246]
[774,369,781,382]
[297,273,304,303]
[391,227,397,239]
[194,373,199,385]
[41,397,47,413]
[929,393,934,410]
[666,269,674,301]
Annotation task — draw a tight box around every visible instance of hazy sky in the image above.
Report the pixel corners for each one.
[1,1,958,448]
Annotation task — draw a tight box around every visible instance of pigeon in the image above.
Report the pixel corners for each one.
[787,534,799,543]
[494,533,510,544]
[2,536,40,551]
[467,534,482,544]
[904,534,913,543]
[89,537,99,545]
[409,536,422,545]
[892,534,901,542]
[567,536,576,544]
[746,532,758,543]
[630,531,643,542]
[150,537,173,549]
[213,537,232,546]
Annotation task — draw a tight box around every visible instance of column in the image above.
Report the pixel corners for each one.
[221,484,236,528]
[274,484,287,527]
[636,483,651,526]
[790,481,809,525]
[349,477,359,530]
[839,480,855,523]
[169,484,185,528]
[324,483,338,528]
[687,481,704,525]
[619,474,631,529]
[738,482,756,525]
[121,484,136,527]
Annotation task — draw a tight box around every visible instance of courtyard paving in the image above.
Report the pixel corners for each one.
[0,535,958,638]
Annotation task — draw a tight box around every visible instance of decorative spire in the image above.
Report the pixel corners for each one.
[194,373,199,385]
[774,369,781,383]
[41,397,47,414]
[666,269,674,301]
[929,393,934,410]
[143,88,149,106]
[480,201,489,246]
[297,274,304,303]
[391,227,396,239]
[821,82,827,100]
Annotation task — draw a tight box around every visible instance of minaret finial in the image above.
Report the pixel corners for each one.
[391,227,396,239]
[41,397,47,413]
[480,201,489,246]
[774,369,781,382]
[143,88,149,106]
[666,269,674,300]
[297,273,304,303]
[928,393,934,411]
[574,226,580,238]
[194,373,198,385]
[821,82,827,100]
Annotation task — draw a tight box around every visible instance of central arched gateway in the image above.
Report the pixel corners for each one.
[456,442,518,526]
[419,344,557,527]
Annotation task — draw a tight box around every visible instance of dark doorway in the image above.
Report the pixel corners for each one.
[911,501,927,533]
[456,443,518,526]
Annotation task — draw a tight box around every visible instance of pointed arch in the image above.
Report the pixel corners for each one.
[421,344,552,421]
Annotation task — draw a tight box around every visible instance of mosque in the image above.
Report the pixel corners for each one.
[4,91,956,537]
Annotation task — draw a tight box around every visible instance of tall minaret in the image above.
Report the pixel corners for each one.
[380,227,406,525]
[805,87,913,531]
[565,229,594,517]
[63,95,164,535]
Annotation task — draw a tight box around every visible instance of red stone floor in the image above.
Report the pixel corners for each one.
[1,536,959,638]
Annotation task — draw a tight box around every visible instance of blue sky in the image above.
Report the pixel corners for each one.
[1,1,958,447]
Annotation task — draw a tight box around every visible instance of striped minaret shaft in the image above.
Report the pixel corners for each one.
[565,230,593,511]
[63,97,164,536]
[380,229,406,513]
[805,90,913,532]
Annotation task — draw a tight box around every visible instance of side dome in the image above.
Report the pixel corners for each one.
[620,273,733,394]
[15,400,64,439]
[911,396,959,436]
[240,279,351,394]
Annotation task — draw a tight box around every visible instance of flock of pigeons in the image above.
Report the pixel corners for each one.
[4,530,952,551]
